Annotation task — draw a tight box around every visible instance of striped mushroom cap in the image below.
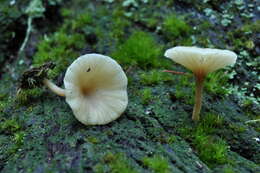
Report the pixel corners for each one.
[164,46,237,76]
[64,54,128,125]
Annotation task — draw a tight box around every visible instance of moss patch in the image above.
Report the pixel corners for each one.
[112,31,163,68]
[162,14,192,45]
[33,32,85,78]
[179,114,230,167]
[142,155,171,173]
[95,152,138,173]
[140,70,173,86]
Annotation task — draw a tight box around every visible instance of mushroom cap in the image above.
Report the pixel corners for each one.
[164,46,237,75]
[64,54,128,125]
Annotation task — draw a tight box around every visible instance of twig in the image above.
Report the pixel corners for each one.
[19,16,33,55]
[163,70,186,75]
[245,119,260,124]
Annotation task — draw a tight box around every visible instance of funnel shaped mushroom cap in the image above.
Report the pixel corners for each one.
[64,54,128,125]
[164,46,237,75]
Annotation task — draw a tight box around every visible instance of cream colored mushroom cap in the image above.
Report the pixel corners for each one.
[64,54,128,125]
[164,46,237,75]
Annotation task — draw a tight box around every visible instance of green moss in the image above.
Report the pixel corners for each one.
[145,17,159,29]
[228,124,246,133]
[86,136,99,144]
[0,93,13,112]
[142,155,170,173]
[0,102,4,112]
[4,131,26,156]
[198,20,213,30]
[71,12,93,30]
[101,152,137,173]
[33,31,85,78]
[193,133,228,167]
[173,74,194,104]
[32,10,93,79]
[0,100,8,112]
[0,118,21,134]
[242,98,254,108]
[94,164,105,173]
[16,88,43,105]
[163,14,192,40]
[179,113,224,137]
[179,113,223,136]
[179,113,228,167]
[174,88,194,105]
[155,134,177,144]
[195,36,211,47]
[140,70,172,86]
[0,0,24,64]
[175,73,193,87]
[13,131,25,146]
[103,152,117,163]
[199,113,224,134]
[204,71,229,96]
[192,114,228,167]
[110,8,130,42]
[166,135,177,144]
[255,127,260,133]
[60,8,73,18]
[139,88,153,105]
[111,31,163,68]
[228,20,260,50]
[0,93,7,100]
[59,9,94,33]
[161,13,193,45]
[223,166,235,173]
[241,20,260,33]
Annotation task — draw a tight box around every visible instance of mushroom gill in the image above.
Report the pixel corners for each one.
[44,53,128,125]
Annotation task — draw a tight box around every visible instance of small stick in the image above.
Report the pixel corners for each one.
[245,119,260,124]
[19,17,33,55]
[163,70,186,75]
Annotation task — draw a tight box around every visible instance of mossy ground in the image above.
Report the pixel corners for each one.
[0,0,259,172]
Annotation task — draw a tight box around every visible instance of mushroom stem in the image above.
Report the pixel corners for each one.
[192,76,205,121]
[43,78,65,97]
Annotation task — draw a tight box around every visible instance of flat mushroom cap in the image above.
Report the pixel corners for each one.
[64,54,128,125]
[164,46,237,75]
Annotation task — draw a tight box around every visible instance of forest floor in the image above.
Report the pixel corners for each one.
[0,0,259,172]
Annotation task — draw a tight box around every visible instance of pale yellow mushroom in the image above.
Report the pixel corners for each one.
[165,46,237,121]
[44,54,128,125]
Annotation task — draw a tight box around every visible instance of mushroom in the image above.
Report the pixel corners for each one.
[43,54,128,125]
[164,46,237,121]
